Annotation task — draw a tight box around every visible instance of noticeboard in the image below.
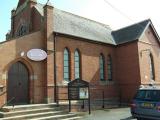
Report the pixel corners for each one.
[68,78,91,114]
[68,79,89,100]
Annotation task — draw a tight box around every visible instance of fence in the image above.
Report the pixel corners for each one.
[56,85,120,109]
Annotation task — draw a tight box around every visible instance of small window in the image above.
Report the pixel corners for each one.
[63,48,70,81]
[149,53,155,80]
[100,54,105,80]
[107,55,112,81]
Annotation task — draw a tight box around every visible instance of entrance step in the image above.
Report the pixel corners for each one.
[2,103,57,112]
[0,104,83,120]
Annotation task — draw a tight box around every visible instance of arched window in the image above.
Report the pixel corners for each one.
[149,53,155,80]
[63,48,70,81]
[74,49,80,79]
[17,25,27,37]
[100,54,105,80]
[107,55,112,81]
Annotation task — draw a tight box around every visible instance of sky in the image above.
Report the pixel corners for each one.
[0,0,160,41]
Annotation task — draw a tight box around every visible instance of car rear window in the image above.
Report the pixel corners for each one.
[135,90,160,102]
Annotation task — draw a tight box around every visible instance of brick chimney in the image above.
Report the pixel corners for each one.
[43,2,54,103]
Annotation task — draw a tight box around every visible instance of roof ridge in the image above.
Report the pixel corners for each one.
[55,8,111,30]
[36,2,111,30]
[112,19,151,32]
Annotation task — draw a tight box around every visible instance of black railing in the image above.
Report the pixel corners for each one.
[0,88,15,109]
[56,85,118,109]
[0,97,15,109]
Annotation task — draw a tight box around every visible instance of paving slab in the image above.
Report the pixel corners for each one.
[80,107,136,120]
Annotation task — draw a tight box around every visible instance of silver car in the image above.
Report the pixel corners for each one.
[130,85,160,120]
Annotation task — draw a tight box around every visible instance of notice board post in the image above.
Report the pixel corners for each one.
[68,79,91,114]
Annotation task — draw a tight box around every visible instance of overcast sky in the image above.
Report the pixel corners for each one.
[0,0,160,41]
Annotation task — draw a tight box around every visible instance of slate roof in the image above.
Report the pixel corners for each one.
[112,19,151,44]
[54,9,116,45]
[35,4,116,45]
[34,3,153,45]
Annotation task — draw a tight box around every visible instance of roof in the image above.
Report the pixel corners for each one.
[54,9,115,45]
[35,3,116,45]
[34,4,158,45]
[112,19,151,44]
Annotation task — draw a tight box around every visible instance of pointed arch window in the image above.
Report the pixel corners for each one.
[63,48,70,81]
[74,49,80,79]
[149,53,155,80]
[107,55,112,81]
[100,54,105,80]
[17,25,27,37]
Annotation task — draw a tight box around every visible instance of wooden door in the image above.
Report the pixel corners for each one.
[7,62,29,105]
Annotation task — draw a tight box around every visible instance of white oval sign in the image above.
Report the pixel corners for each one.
[27,49,47,61]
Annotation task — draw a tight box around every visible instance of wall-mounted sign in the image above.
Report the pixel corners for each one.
[27,49,47,61]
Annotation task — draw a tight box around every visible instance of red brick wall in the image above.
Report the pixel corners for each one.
[54,35,119,101]
[43,5,55,103]
[0,31,46,106]
[115,42,141,103]
[31,7,42,32]
[138,26,160,85]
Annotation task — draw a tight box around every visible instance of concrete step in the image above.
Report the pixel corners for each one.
[1,111,63,120]
[61,116,82,120]
[0,107,58,118]
[2,103,57,112]
[0,104,83,120]
[30,113,78,120]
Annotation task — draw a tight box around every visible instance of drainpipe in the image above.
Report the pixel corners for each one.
[53,32,57,104]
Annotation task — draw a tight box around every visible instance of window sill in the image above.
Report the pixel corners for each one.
[57,80,70,86]
[99,80,115,85]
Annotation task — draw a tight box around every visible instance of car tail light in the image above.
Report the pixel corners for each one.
[156,103,160,111]
[130,101,136,109]
[157,106,160,111]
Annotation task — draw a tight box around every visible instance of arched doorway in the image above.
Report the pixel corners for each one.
[7,62,29,105]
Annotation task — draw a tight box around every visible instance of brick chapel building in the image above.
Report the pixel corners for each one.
[0,0,160,106]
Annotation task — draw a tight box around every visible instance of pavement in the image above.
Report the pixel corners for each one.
[80,107,136,120]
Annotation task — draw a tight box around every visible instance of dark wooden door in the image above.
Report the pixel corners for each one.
[7,62,29,104]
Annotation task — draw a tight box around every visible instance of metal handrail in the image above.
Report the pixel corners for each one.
[0,97,15,109]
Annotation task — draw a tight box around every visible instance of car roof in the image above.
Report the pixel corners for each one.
[139,87,160,90]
